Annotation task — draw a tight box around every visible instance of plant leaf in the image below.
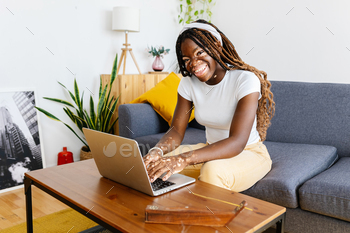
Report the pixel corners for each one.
[35,107,60,121]
[110,53,118,87]
[35,106,88,148]
[74,79,82,114]
[98,77,102,98]
[63,107,81,131]
[96,117,101,131]
[81,91,84,109]
[78,90,85,119]
[63,107,76,123]
[105,78,113,112]
[84,110,94,129]
[43,97,75,108]
[62,122,89,148]
[58,81,77,106]
[97,85,108,120]
[102,95,119,132]
[107,116,119,134]
[63,107,86,132]
[57,81,68,90]
[89,95,96,126]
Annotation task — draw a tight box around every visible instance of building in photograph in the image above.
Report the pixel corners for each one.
[0,107,15,160]
[12,91,42,166]
[0,107,33,161]
[12,92,40,145]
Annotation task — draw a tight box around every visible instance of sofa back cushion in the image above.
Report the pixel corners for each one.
[266,81,350,157]
[119,103,169,139]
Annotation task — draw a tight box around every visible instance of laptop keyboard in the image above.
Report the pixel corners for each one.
[151,178,175,191]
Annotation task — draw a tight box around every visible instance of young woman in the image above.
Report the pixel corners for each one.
[143,20,275,192]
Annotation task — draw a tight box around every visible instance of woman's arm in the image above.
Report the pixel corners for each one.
[147,92,259,182]
[143,94,193,167]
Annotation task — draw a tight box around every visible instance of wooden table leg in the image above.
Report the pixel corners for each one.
[24,176,33,233]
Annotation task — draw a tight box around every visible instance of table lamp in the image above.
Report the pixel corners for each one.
[113,7,141,75]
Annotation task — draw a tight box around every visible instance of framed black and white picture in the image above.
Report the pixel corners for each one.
[0,89,45,193]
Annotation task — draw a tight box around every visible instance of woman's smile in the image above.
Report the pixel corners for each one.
[193,64,208,78]
[181,38,225,85]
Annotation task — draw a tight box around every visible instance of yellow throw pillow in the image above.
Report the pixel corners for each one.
[130,72,195,126]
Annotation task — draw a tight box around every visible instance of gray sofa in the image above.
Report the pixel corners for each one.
[118,80,350,233]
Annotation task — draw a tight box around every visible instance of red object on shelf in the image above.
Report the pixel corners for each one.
[57,147,74,165]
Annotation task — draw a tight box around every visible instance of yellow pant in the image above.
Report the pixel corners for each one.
[163,141,272,192]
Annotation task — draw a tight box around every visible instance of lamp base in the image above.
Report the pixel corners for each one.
[117,31,141,75]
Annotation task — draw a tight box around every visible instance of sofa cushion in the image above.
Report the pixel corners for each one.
[267,81,350,158]
[242,141,338,208]
[135,127,206,156]
[130,72,195,126]
[299,157,350,222]
[285,207,350,233]
[119,103,169,139]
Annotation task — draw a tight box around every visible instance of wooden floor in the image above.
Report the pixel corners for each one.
[0,186,68,230]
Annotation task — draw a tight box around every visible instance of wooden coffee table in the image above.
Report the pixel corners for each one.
[24,159,285,233]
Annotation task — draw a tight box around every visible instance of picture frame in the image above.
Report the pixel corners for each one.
[0,88,45,193]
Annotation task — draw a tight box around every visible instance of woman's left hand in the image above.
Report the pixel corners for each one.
[147,155,188,182]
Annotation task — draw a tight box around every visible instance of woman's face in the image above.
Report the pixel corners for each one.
[181,38,222,84]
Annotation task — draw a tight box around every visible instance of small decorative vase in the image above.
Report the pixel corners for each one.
[152,56,164,72]
[57,147,74,165]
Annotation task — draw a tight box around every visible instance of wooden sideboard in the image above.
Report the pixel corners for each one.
[101,73,182,135]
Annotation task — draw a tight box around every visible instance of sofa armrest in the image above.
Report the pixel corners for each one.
[118,103,169,139]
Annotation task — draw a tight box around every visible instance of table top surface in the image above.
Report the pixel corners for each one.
[25,159,285,233]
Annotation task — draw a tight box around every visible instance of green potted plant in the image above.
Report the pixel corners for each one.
[178,0,216,25]
[35,54,119,159]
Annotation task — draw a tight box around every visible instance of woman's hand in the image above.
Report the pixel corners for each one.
[147,155,188,182]
[143,148,163,168]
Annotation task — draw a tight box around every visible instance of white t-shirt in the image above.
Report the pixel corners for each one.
[177,69,261,145]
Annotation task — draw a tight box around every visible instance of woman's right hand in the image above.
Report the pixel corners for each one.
[143,148,163,168]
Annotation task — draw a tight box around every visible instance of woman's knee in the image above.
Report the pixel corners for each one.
[198,161,232,188]
[198,156,272,192]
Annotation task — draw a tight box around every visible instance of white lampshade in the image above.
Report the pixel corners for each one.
[112,7,140,32]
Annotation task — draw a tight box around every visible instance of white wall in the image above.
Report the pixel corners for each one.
[212,0,350,84]
[0,0,181,167]
[1,0,349,167]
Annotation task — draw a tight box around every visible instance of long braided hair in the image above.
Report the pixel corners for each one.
[176,19,275,141]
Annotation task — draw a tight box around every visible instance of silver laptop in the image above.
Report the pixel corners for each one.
[83,128,195,196]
